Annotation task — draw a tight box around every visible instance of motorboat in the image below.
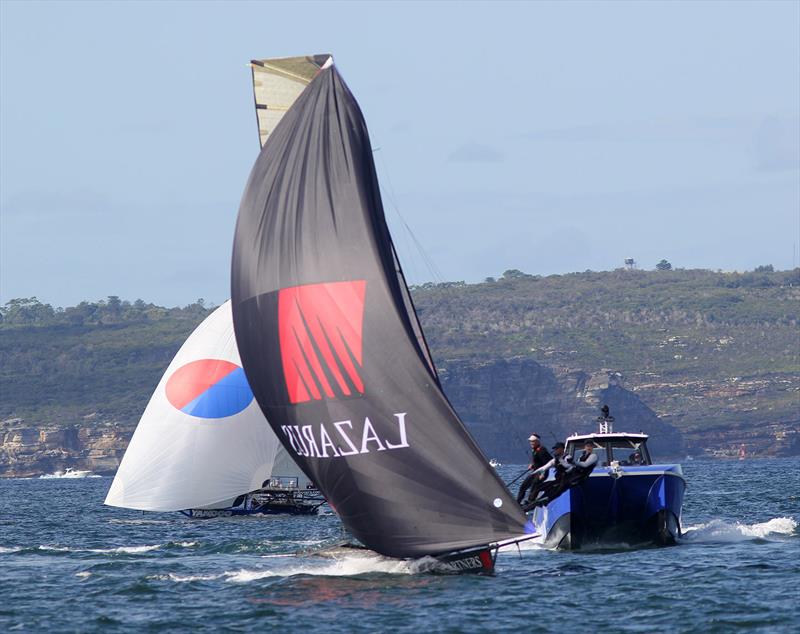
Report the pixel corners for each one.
[40,467,94,479]
[528,414,685,549]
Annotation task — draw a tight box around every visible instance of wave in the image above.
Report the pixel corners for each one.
[681,517,797,542]
[0,546,22,554]
[34,541,198,555]
[157,572,224,583]
[108,519,170,526]
[156,551,438,584]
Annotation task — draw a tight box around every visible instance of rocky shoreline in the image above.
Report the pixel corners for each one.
[0,420,132,479]
[2,357,796,478]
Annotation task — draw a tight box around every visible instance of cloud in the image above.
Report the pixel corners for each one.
[447,142,503,163]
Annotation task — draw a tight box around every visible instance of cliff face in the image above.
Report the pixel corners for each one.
[0,359,684,477]
[439,358,684,463]
[0,418,131,478]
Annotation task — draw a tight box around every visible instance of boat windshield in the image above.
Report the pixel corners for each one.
[604,440,650,466]
[569,439,651,466]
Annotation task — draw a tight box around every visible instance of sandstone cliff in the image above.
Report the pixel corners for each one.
[0,358,682,477]
[0,418,131,478]
[439,357,684,463]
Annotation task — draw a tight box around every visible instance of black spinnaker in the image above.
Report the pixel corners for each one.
[231,62,530,558]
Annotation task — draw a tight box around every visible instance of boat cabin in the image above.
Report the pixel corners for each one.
[565,433,651,467]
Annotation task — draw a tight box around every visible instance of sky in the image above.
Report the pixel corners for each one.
[1,0,798,308]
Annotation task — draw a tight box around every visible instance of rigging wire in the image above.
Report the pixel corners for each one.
[372,146,445,285]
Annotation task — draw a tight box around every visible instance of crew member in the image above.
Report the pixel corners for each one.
[523,441,574,507]
[557,439,599,492]
[572,439,598,475]
[629,450,643,465]
[516,434,552,504]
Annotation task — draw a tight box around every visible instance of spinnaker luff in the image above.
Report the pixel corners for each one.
[231,62,530,558]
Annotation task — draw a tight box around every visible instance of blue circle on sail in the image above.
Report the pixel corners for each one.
[165,359,254,419]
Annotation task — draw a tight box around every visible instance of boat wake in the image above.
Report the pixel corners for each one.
[155,552,424,584]
[156,548,494,583]
[681,517,797,543]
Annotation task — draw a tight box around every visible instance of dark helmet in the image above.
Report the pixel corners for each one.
[552,441,566,450]
[601,405,610,415]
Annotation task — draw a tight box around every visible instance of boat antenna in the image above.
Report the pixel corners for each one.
[597,404,614,433]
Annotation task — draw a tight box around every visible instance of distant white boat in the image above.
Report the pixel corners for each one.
[489,459,502,468]
[40,467,97,479]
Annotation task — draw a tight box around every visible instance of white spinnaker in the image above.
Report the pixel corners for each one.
[105,301,310,512]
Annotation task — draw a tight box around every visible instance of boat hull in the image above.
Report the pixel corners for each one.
[181,489,324,518]
[530,465,685,549]
[181,502,319,518]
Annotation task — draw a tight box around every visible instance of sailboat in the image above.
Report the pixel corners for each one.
[230,55,535,572]
[104,301,323,516]
[104,58,337,519]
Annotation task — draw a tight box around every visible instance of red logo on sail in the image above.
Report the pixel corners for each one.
[278,280,366,404]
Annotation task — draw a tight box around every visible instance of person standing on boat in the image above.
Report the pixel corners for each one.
[516,434,552,504]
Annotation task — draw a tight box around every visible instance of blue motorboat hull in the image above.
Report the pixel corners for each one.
[529,465,685,549]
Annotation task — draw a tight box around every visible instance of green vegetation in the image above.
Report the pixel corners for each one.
[412,267,799,431]
[0,297,211,425]
[1,268,798,434]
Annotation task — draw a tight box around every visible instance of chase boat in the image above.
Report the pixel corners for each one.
[529,417,685,549]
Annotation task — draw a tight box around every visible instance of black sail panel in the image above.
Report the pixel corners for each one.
[231,65,529,557]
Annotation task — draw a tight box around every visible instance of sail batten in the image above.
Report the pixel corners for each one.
[232,64,528,557]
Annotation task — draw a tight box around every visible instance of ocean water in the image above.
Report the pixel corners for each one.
[1,458,798,633]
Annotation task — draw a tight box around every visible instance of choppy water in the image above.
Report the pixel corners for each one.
[1,458,798,632]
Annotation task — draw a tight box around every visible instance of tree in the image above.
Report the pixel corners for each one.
[502,269,533,280]
[656,260,672,271]
[754,264,774,273]
[106,295,122,316]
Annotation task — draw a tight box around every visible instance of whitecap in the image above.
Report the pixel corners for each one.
[75,571,92,579]
[0,546,22,554]
[38,544,162,554]
[37,541,199,554]
[681,517,798,542]
[153,572,224,582]
[97,544,162,554]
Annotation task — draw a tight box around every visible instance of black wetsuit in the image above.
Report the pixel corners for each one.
[516,446,553,503]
